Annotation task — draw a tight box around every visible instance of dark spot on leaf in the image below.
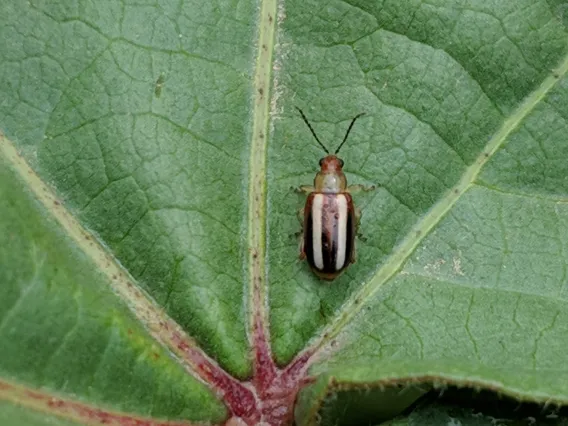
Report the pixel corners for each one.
[154,74,165,97]
[47,399,64,408]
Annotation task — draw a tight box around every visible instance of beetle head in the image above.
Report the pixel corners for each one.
[314,155,347,192]
[318,155,344,173]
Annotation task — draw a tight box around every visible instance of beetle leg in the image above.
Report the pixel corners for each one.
[296,207,304,224]
[354,207,362,226]
[290,208,304,240]
[351,227,358,264]
[299,233,306,260]
[347,183,377,193]
[350,185,375,242]
[354,207,368,242]
[351,209,361,264]
[292,185,315,194]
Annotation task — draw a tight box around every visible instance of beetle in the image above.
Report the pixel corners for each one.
[295,107,375,280]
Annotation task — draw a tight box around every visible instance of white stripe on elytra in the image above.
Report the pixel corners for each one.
[312,194,324,270]
[335,195,348,270]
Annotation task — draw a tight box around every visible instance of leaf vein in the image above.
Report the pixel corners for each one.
[405,272,568,304]
[307,51,568,355]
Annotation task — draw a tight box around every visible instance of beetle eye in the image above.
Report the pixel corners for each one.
[339,159,344,167]
[319,158,324,166]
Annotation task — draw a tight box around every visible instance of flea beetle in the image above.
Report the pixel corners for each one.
[295,107,374,280]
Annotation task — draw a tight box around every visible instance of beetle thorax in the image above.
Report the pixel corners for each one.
[314,171,347,193]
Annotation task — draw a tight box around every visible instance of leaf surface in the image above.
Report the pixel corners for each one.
[1,0,568,425]
[387,403,566,426]
[0,400,83,426]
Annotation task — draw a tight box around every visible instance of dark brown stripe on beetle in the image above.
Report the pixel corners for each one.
[307,194,350,273]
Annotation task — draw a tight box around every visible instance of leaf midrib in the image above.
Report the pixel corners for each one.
[308,52,568,351]
[246,0,277,346]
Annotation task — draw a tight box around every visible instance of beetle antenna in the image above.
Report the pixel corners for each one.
[335,112,365,154]
[295,107,329,154]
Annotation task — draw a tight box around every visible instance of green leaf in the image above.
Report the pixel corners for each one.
[387,403,568,426]
[0,151,226,421]
[0,400,83,426]
[1,0,568,425]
